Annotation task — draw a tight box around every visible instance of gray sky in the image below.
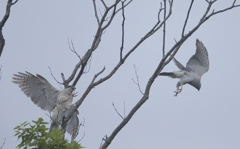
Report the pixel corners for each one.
[1,0,240,149]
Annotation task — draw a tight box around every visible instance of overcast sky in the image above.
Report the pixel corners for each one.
[1,0,240,149]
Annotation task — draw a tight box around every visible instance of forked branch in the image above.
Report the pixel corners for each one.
[0,0,19,57]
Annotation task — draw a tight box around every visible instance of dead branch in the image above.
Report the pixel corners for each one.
[68,39,82,60]
[0,138,6,149]
[112,102,124,120]
[115,0,133,14]
[48,66,63,86]
[182,0,194,38]
[93,0,100,25]
[132,65,144,95]
[0,0,19,57]
[120,1,125,62]
[162,0,167,57]
[77,131,85,143]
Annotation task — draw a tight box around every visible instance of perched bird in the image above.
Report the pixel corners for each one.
[12,71,79,140]
[159,39,209,96]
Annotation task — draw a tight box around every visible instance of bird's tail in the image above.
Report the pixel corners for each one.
[49,121,59,133]
[159,72,174,77]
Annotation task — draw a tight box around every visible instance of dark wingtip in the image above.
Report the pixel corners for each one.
[159,72,173,76]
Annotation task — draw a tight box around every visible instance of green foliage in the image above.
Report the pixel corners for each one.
[14,118,84,149]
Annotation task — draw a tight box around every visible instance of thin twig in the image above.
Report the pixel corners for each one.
[48,66,63,85]
[101,0,108,9]
[78,131,85,143]
[90,66,105,85]
[158,2,163,22]
[162,0,166,57]
[132,65,144,95]
[182,0,194,37]
[112,102,124,120]
[0,138,6,149]
[68,38,82,60]
[120,1,125,62]
[115,0,133,14]
[84,56,92,74]
[93,0,100,25]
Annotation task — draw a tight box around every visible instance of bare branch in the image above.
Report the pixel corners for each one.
[91,66,105,85]
[93,0,100,25]
[182,0,194,37]
[77,131,85,143]
[162,0,166,57]
[101,0,108,9]
[132,65,144,95]
[0,138,6,149]
[112,102,124,120]
[48,66,63,85]
[72,65,86,87]
[158,3,163,22]
[11,0,18,5]
[120,1,125,62]
[0,0,18,57]
[115,0,133,14]
[68,39,82,60]
[102,1,120,31]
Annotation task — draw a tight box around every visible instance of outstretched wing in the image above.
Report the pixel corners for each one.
[173,58,186,71]
[186,39,209,76]
[12,71,59,112]
[64,108,80,141]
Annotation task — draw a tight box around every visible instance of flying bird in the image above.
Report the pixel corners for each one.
[159,39,209,96]
[12,71,79,140]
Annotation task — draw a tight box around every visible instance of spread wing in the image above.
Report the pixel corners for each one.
[173,58,186,71]
[12,71,59,112]
[186,39,209,76]
[64,108,80,141]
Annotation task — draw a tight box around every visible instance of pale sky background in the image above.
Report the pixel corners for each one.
[0,0,240,149]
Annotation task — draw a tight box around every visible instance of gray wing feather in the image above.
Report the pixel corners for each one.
[173,58,186,70]
[64,108,80,141]
[12,71,59,112]
[186,39,209,76]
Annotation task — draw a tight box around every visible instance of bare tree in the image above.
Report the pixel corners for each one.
[0,0,18,57]
[48,0,240,148]
[5,0,239,148]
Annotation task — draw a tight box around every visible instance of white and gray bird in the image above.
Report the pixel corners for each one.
[159,39,209,96]
[12,72,79,140]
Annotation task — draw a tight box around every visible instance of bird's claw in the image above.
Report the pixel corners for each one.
[174,86,182,97]
[72,92,78,98]
[174,90,179,96]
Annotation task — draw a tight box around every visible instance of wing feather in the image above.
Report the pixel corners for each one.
[173,58,186,70]
[186,39,209,76]
[12,71,59,112]
[64,108,80,141]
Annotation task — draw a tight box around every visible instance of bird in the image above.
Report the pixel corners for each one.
[12,71,79,140]
[159,39,209,96]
